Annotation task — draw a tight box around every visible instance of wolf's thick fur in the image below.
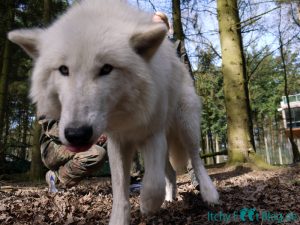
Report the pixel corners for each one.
[8,0,219,224]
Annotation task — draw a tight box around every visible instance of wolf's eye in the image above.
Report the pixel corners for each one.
[99,64,113,76]
[58,65,69,76]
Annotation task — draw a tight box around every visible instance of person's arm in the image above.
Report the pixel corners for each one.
[39,117,61,146]
[38,117,74,170]
[96,134,107,149]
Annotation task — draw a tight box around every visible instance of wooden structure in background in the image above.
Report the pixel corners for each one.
[278,93,300,138]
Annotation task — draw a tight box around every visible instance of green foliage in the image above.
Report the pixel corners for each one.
[14,0,69,28]
[0,0,69,173]
[0,154,30,174]
[194,49,227,139]
[247,48,300,121]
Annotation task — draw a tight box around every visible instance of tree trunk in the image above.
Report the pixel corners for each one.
[0,40,11,164]
[20,108,29,160]
[172,0,184,41]
[217,0,255,164]
[30,0,52,180]
[43,0,51,24]
[215,135,220,164]
[29,120,45,181]
[245,77,256,152]
[171,0,193,78]
[264,124,271,164]
[200,131,207,164]
[208,129,216,164]
[297,2,300,23]
[0,0,14,164]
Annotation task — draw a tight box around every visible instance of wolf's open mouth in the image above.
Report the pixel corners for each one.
[66,144,93,153]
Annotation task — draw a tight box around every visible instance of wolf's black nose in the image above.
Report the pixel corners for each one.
[64,125,93,146]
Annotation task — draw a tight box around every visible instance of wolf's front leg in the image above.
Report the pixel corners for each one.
[140,132,167,214]
[108,138,134,225]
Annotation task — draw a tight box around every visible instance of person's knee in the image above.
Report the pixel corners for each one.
[42,152,61,171]
[74,145,107,168]
[90,145,107,161]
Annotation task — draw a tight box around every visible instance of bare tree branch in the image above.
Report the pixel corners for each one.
[248,31,300,82]
[238,7,280,29]
[290,2,300,27]
[147,0,157,11]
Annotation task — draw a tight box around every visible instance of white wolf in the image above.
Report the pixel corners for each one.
[8,0,219,224]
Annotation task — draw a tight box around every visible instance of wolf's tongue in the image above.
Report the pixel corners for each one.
[66,144,93,153]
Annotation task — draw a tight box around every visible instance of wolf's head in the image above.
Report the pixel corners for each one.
[8,0,167,152]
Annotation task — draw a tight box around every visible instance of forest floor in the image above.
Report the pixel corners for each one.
[0,164,299,225]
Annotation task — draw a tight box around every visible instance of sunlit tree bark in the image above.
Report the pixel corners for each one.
[171,0,193,78]
[217,0,255,164]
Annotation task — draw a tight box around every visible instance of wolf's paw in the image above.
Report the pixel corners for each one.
[108,202,130,225]
[140,195,164,214]
[109,216,130,225]
[140,186,165,214]
[200,182,219,204]
[164,185,176,202]
[164,194,174,202]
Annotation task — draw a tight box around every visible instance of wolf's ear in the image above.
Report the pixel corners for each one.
[130,24,167,60]
[7,28,43,59]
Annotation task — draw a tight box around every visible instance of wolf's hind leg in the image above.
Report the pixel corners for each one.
[177,93,219,204]
[188,146,219,204]
[165,159,176,202]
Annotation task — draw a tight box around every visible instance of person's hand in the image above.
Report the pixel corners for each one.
[97,134,107,145]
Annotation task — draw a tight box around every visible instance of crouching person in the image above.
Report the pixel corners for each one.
[39,117,108,192]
